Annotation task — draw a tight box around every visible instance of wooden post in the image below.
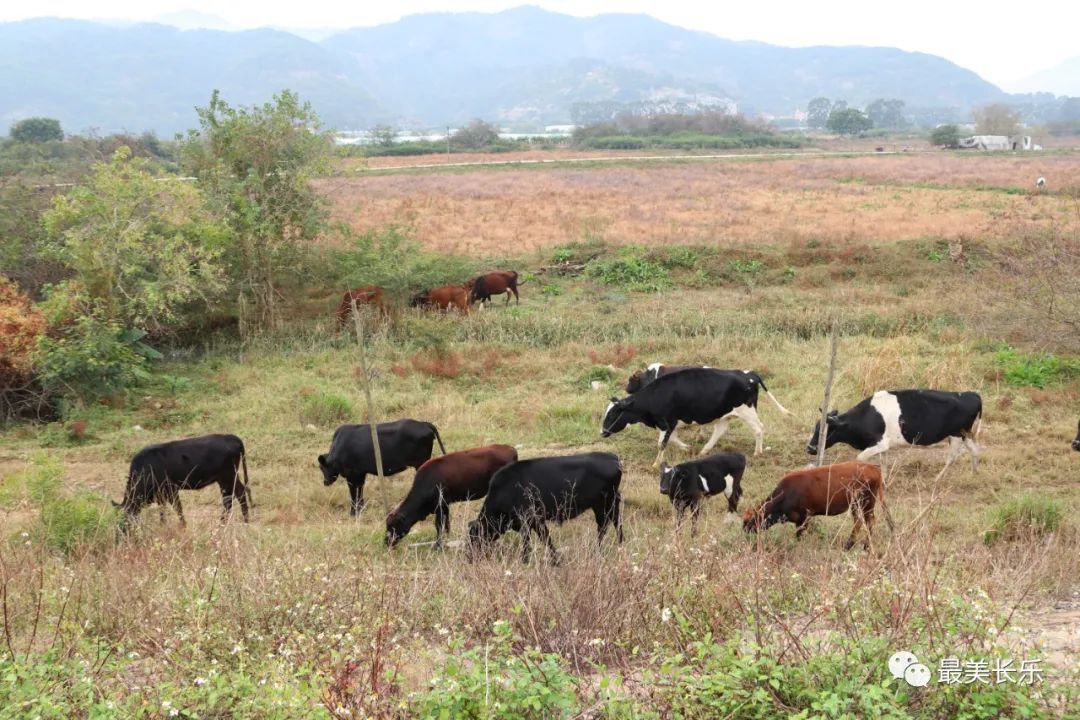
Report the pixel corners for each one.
[816,320,840,467]
[350,298,388,516]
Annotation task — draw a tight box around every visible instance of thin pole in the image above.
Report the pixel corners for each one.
[817,320,840,467]
[350,298,388,515]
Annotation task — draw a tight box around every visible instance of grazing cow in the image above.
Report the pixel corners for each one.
[410,285,470,312]
[659,452,746,536]
[742,462,888,550]
[467,452,623,564]
[1073,419,1079,451]
[602,368,775,465]
[386,444,518,548]
[113,434,250,528]
[806,389,982,472]
[336,286,386,325]
[318,419,446,515]
[469,270,520,306]
[625,363,791,449]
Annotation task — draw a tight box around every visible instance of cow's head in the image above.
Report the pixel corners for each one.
[317,454,339,486]
[806,410,844,455]
[659,463,676,495]
[385,507,410,549]
[601,396,638,438]
[1073,420,1080,452]
[409,291,428,308]
[743,504,777,534]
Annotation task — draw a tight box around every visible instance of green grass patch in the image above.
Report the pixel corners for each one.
[984,495,1063,545]
[991,345,1080,388]
[299,391,355,427]
[585,246,671,292]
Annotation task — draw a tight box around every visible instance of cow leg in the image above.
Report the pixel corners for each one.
[862,505,876,551]
[511,285,519,304]
[219,482,235,522]
[844,505,866,551]
[730,405,765,456]
[690,499,702,538]
[530,520,559,565]
[700,418,731,455]
[653,428,675,468]
[855,439,890,463]
[595,493,622,546]
[659,425,689,450]
[434,501,450,549]
[963,436,980,473]
[519,525,533,564]
[348,479,366,516]
[793,512,811,539]
[168,491,185,527]
[232,479,250,523]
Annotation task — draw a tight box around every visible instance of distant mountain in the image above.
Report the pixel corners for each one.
[1012,56,1080,97]
[0,7,1014,134]
[152,10,237,32]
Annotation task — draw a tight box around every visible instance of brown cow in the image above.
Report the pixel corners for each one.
[386,444,518,548]
[410,285,470,312]
[469,271,520,306]
[336,286,387,325]
[742,462,890,550]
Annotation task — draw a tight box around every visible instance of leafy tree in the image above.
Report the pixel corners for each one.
[180,90,332,330]
[827,108,872,136]
[370,125,397,147]
[10,117,63,143]
[452,119,500,150]
[831,99,848,113]
[866,99,907,129]
[806,97,832,129]
[972,103,1021,135]
[1059,97,1080,122]
[42,147,226,333]
[929,124,961,148]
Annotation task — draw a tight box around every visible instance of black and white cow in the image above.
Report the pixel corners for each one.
[318,419,445,515]
[806,389,982,471]
[114,433,251,529]
[1072,419,1079,452]
[659,452,746,536]
[467,452,623,564]
[625,363,791,449]
[602,368,773,465]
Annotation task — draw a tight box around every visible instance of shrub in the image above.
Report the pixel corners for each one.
[984,495,1063,545]
[411,349,464,379]
[300,391,355,427]
[10,456,118,553]
[929,124,961,149]
[586,247,670,292]
[413,620,579,719]
[991,345,1080,388]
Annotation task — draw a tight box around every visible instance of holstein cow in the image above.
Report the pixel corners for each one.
[806,389,983,472]
[659,452,746,536]
[114,434,251,529]
[385,444,518,548]
[469,270,520,306]
[743,462,890,550]
[336,286,387,325]
[467,452,623,565]
[318,419,445,515]
[1073,419,1080,451]
[602,368,774,466]
[410,285,470,312]
[625,363,791,449]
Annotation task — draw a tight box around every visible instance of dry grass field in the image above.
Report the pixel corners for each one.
[320,153,1080,256]
[2,150,1080,718]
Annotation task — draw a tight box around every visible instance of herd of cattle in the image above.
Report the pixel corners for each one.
[335,270,521,321]
[106,336,1080,561]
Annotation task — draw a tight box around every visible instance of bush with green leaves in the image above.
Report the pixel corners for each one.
[930,124,961,149]
[991,345,1080,388]
[984,495,1063,545]
[586,247,671,292]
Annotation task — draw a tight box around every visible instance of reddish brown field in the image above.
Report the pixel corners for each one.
[319,152,1080,255]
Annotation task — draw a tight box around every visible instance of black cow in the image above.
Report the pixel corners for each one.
[1073,419,1079,452]
[806,389,982,471]
[602,368,771,466]
[625,363,791,449]
[113,434,250,528]
[318,419,445,515]
[467,452,623,564]
[385,444,518,548]
[660,452,746,535]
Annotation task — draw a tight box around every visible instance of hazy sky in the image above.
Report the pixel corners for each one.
[4,1,1077,88]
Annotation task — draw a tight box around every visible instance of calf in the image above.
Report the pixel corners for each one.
[467,452,623,564]
[386,444,518,548]
[806,389,982,472]
[659,452,746,536]
[626,363,791,449]
[602,368,771,465]
[113,434,250,528]
[469,270,520,306]
[336,286,387,325]
[318,419,445,515]
[410,285,470,312]
[742,462,887,550]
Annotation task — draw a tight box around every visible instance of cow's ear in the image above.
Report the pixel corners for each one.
[609,396,620,404]
[317,454,328,467]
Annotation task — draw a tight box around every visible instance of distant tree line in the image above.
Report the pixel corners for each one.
[571,111,801,150]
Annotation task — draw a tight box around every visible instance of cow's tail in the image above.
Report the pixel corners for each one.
[241,449,252,507]
[757,376,793,416]
[431,424,447,454]
[512,270,524,285]
[877,486,896,533]
[973,411,983,440]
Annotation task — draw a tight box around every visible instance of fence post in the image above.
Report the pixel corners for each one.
[350,297,388,516]
[816,320,840,468]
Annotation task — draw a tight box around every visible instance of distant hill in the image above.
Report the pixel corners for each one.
[1012,56,1080,97]
[0,7,1014,134]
